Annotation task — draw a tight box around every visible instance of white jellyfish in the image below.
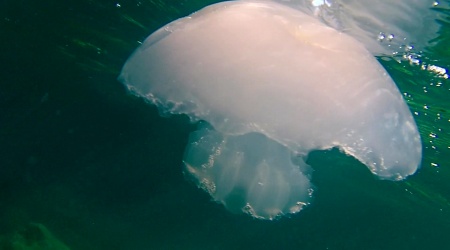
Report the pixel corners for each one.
[119,0,423,220]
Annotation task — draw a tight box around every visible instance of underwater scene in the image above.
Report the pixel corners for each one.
[1,0,449,249]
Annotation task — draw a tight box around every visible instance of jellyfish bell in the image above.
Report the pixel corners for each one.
[119,0,422,219]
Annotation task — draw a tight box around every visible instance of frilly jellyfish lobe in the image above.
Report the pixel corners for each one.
[183,126,311,219]
[119,1,422,219]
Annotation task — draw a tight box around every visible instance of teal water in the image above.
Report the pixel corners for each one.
[1,0,449,249]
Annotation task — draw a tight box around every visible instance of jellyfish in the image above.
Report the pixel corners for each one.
[119,1,423,220]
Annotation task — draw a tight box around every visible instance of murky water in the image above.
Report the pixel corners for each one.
[1,0,449,249]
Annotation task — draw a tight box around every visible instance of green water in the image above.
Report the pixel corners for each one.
[1,0,449,249]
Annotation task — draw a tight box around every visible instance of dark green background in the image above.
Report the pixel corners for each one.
[1,0,449,249]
